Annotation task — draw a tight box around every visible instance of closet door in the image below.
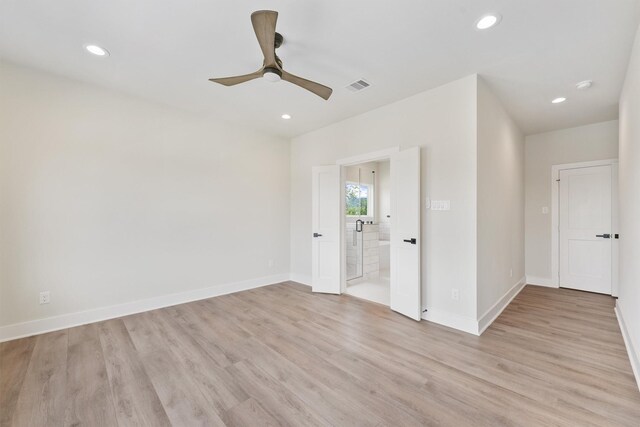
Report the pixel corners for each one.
[559,165,612,294]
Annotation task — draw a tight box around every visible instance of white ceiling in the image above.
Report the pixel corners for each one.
[1,0,639,138]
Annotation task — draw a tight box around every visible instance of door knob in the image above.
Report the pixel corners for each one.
[403,238,417,244]
[596,234,611,239]
[313,233,323,238]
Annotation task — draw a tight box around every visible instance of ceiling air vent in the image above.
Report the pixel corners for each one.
[346,79,371,92]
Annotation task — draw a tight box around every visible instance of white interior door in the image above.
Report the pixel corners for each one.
[312,165,341,294]
[390,147,421,320]
[559,165,612,294]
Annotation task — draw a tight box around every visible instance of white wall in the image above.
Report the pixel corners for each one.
[618,23,640,388]
[0,61,291,331]
[376,161,391,225]
[524,121,619,284]
[290,75,479,328]
[345,162,376,186]
[476,77,525,320]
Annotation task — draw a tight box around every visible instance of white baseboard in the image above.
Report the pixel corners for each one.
[615,303,640,392]
[423,277,526,336]
[0,273,290,343]
[526,275,557,288]
[289,273,312,287]
[422,308,479,335]
[478,276,526,335]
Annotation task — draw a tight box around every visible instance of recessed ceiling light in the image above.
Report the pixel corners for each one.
[476,14,501,30]
[576,80,593,90]
[281,114,291,120]
[552,97,567,104]
[85,44,109,56]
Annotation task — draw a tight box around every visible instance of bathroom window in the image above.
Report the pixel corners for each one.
[346,182,373,216]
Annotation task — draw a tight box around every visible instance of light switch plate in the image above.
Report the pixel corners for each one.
[431,200,451,211]
[541,207,549,214]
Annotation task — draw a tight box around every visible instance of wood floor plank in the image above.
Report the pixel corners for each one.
[169,300,252,366]
[222,398,280,427]
[98,318,171,426]
[10,331,67,427]
[226,359,329,427]
[232,334,382,426]
[215,304,426,425]
[254,325,460,426]
[64,324,118,426]
[149,308,250,413]
[0,337,36,426]
[1,283,639,426]
[220,288,552,425]
[123,311,226,426]
[304,294,636,425]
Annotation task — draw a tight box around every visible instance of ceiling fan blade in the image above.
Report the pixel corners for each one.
[209,69,263,86]
[251,10,278,67]
[281,71,333,100]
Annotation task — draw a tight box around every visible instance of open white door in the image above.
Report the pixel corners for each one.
[559,165,612,294]
[390,147,421,320]
[312,165,341,294]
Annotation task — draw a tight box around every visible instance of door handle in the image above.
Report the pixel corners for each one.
[313,233,323,238]
[403,238,417,244]
[596,234,611,239]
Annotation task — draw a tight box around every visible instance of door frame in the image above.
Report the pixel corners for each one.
[336,147,400,294]
[550,159,619,295]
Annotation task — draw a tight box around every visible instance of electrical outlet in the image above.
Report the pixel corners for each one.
[268,259,274,268]
[510,268,513,278]
[39,291,50,305]
[451,289,459,301]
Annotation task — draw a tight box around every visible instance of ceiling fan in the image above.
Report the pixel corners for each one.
[209,10,333,100]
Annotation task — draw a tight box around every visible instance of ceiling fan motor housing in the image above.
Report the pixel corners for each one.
[274,32,283,49]
[263,67,282,82]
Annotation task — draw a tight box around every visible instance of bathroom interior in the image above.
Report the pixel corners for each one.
[345,160,391,306]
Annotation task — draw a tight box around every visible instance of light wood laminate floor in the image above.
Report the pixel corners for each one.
[1,283,639,426]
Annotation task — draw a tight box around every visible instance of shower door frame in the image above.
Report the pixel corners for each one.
[345,165,371,282]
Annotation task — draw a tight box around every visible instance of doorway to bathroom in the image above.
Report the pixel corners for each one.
[311,146,421,320]
[344,160,391,306]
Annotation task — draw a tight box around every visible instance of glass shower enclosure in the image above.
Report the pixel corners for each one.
[346,167,370,282]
